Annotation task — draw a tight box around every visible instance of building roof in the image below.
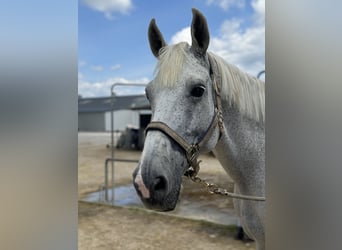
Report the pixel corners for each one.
[78,95,150,113]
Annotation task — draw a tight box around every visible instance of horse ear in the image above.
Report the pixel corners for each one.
[148,18,167,58]
[191,8,210,55]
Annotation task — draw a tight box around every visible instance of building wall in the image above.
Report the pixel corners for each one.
[78,112,105,131]
[104,109,151,132]
[104,110,136,132]
[78,110,152,132]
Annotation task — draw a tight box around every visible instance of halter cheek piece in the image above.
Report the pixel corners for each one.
[145,55,224,178]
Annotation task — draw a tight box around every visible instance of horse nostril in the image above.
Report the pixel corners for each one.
[153,176,167,192]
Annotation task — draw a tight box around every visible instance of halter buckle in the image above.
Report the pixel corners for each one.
[184,144,201,178]
[188,144,199,160]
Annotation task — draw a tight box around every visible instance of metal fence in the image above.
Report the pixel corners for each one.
[104,83,148,204]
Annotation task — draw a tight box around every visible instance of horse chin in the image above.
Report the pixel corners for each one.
[139,190,180,212]
[142,200,176,212]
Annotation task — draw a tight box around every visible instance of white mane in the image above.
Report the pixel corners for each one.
[154,42,265,123]
[208,52,265,123]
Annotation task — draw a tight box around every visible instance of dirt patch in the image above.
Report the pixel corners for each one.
[78,132,256,249]
[79,202,255,250]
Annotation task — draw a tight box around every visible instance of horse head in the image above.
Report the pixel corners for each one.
[132,9,221,211]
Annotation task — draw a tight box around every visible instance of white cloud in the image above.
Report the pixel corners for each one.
[110,64,121,71]
[169,0,265,77]
[206,0,245,11]
[252,0,265,16]
[170,27,191,45]
[78,77,150,97]
[90,65,104,72]
[251,0,265,25]
[210,18,265,75]
[81,0,133,19]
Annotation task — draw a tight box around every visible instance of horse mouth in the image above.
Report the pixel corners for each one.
[135,191,179,212]
[133,181,180,212]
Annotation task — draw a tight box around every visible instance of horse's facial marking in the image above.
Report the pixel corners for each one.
[134,167,150,199]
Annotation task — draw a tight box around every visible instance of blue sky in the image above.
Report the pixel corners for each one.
[79,0,264,97]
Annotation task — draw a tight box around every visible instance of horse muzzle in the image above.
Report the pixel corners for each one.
[132,164,180,212]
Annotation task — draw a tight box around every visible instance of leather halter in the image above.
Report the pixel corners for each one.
[145,54,224,177]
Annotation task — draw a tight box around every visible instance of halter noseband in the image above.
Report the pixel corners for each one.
[145,55,224,178]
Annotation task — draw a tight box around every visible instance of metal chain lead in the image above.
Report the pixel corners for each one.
[188,174,266,201]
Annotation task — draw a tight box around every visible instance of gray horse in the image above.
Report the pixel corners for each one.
[132,8,265,250]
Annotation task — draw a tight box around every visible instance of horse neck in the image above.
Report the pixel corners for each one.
[214,100,265,194]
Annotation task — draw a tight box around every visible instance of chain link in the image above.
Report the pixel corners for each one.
[188,174,266,201]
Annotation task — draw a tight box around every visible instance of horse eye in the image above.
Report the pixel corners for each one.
[190,85,205,98]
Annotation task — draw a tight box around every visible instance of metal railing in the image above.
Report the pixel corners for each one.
[104,83,148,204]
